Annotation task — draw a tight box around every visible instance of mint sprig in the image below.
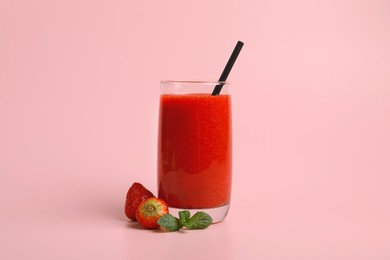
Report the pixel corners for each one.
[182,212,213,230]
[157,211,213,232]
[157,214,183,232]
[178,210,190,225]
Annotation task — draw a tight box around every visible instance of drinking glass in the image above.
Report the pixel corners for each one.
[157,80,232,223]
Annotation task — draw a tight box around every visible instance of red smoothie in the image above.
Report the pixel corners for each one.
[157,94,232,209]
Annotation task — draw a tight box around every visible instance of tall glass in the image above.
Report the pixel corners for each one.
[157,80,232,223]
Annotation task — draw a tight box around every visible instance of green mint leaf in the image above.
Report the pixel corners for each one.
[178,210,190,225]
[185,212,213,230]
[157,214,182,232]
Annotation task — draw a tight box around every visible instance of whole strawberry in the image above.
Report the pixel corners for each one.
[136,197,169,229]
[125,182,154,221]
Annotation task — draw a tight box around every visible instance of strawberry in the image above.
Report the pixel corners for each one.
[125,182,154,221]
[136,197,169,229]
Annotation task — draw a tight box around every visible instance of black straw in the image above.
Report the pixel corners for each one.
[211,41,244,95]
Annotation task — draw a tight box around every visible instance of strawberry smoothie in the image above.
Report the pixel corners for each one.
[157,92,232,210]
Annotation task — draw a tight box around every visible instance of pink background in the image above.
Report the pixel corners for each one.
[1,0,390,259]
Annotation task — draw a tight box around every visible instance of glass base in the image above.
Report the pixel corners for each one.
[168,204,230,224]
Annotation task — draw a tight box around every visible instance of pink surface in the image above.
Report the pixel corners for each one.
[1,0,390,259]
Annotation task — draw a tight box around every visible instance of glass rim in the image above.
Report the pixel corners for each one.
[161,80,230,85]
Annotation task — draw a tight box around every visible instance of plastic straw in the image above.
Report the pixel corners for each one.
[212,41,244,95]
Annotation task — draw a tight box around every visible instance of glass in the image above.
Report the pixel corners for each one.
[157,80,232,223]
